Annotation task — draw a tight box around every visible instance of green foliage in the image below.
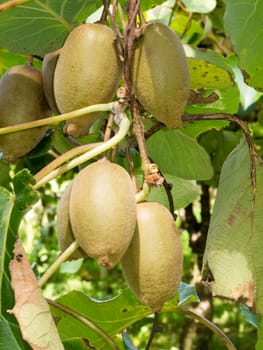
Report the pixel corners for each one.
[224,0,263,91]
[0,0,101,55]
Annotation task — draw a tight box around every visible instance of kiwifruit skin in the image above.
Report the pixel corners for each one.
[121,202,183,312]
[0,65,50,163]
[69,159,137,269]
[133,22,190,128]
[57,182,87,260]
[42,49,61,115]
[54,23,122,137]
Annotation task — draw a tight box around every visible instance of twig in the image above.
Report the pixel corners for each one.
[38,241,79,287]
[47,299,121,350]
[33,113,131,189]
[182,113,258,193]
[145,312,162,350]
[34,142,102,183]
[177,307,237,350]
[0,102,115,135]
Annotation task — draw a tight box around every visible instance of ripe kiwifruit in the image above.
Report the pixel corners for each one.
[57,182,87,260]
[42,49,61,115]
[121,202,183,312]
[54,23,122,137]
[0,65,50,163]
[69,159,137,268]
[133,22,190,128]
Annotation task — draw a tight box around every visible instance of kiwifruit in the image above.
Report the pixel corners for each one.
[54,23,122,137]
[69,159,137,269]
[42,49,61,115]
[121,202,183,312]
[133,22,190,128]
[0,65,50,163]
[56,182,87,260]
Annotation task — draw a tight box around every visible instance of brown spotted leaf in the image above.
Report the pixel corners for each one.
[8,239,64,350]
[202,137,263,314]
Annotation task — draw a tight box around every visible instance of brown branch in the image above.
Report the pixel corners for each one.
[145,312,162,350]
[182,113,258,194]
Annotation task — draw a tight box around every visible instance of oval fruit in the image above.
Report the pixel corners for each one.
[42,49,61,115]
[57,182,87,260]
[0,65,50,163]
[69,159,137,268]
[133,22,190,128]
[121,202,183,312]
[54,23,122,137]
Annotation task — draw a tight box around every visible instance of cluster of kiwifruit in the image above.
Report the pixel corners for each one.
[0,21,187,310]
[57,158,183,312]
[0,21,189,161]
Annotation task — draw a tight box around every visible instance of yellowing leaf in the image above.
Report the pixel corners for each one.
[202,137,263,315]
[8,239,64,350]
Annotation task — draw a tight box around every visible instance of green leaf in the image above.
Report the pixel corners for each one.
[181,120,229,139]
[181,0,216,13]
[50,289,151,349]
[147,173,201,210]
[122,331,138,350]
[202,137,263,315]
[224,0,263,91]
[146,129,213,180]
[0,0,101,55]
[170,14,203,45]
[178,282,200,307]
[12,169,39,211]
[240,304,261,328]
[186,85,240,115]
[188,57,233,90]
[257,319,263,350]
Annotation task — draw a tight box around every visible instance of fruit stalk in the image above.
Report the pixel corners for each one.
[33,112,131,189]
[38,240,79,287]
[0,102,114,136]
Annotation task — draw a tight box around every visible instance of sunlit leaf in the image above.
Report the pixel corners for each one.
[146,129,213,180]
[203,137,263,315]
[181,0,216,13]
[224,0,263,91]
[0,0,101,55]
[9,239,64,350]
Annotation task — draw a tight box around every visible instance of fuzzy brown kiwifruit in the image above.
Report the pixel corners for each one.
[69,159,137,269]
[133,22,190,128]
[56,182,87,260]
[54,23,122,137]
[121,202,183,312]
[42,49,61,115]
[0,65,50,163]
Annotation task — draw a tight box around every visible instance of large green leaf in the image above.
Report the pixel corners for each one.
[147,173,201,210]
[146,129,213,180]
[0,0,100,55]
[202,137,263,315]
[224,0,263,91]
[50,289,151,349]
